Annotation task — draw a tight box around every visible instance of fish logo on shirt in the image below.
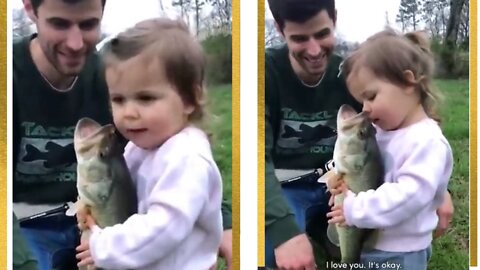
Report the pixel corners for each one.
[22,141,75,168]
[281,123,337,144]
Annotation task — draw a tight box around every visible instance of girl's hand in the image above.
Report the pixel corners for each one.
[328,181,349,206]
[76,237,94,267]
[327,204,347,227]
[84,214,98,230]
[434,191,454,238]
[76,202,90,231]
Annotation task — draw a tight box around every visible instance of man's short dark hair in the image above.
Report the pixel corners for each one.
[268,0,336,31]
[29,0,107,14]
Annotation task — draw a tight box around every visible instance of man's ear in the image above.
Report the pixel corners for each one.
[274,22,285,39]
[334,9,337,26]
[23,0,37,23]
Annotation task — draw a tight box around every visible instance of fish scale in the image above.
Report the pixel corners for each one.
[74,118,138,270]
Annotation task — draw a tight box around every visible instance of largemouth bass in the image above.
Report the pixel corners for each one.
[73,118,137,270]
[325,104,384,263]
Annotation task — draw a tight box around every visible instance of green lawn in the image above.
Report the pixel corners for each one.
[207,84,233,270]
[428,79,470,270]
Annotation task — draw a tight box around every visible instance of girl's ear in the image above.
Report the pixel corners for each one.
[403,70,417,94]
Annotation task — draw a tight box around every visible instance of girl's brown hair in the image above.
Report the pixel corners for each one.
[342,29,443,123]
[101,18,207,125]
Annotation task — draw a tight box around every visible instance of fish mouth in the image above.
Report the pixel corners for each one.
[337,104,372,131]
[338,104,368,121]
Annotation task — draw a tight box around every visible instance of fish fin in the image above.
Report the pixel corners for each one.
[65,201,77,216]
[327,223,341,247]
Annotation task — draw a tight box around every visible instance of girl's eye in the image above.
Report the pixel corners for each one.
[138,95,156,102]
[366,94,376,101]
[111,96,124,104]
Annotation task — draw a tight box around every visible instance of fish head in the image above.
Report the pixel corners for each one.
[74,118,119,206]
[74,118,117,160]
[334,104,377,174]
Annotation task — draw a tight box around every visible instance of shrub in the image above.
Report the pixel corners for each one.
[202,33,232,85]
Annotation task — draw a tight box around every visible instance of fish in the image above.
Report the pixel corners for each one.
[73,118,138,270]
[323,104,384,263]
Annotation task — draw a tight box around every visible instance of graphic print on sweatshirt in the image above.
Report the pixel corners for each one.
[15,121,77,184]
[276,108,337,155]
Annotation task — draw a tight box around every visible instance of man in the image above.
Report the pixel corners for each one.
[264,0,454,269]
[13,213,38,270]
[13,1,232,269]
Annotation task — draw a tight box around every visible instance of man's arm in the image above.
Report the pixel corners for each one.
[264,55,302,247]
[264,113,301,246]
[221,199,232,230]
[219,199,233,269]
[13,213,38,270]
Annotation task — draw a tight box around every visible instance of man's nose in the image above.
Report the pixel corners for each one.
[306,38,321,56]
[65,26,84,52]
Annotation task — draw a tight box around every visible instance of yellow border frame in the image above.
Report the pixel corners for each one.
[232,0,240,269]
[1,0,6,268]
[470,0,478,266]
[258,0,478,267]
[258,0,266,266]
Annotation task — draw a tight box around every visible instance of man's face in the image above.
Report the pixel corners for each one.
[27,0,103,76]
[281,10,336,82]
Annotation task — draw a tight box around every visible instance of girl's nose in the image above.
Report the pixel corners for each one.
[362,103,372,114]
[123,102,139,118]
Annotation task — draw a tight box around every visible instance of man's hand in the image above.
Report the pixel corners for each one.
[218,229,232,270]
[274,233,316,270]
[434,191,454,239]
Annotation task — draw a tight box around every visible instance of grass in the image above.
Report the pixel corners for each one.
[427,79,470,270]
[206,84,233,270]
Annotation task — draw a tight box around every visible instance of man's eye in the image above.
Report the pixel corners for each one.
[79,20,99,31]
[291,36,309,43]
[50,20,70,30]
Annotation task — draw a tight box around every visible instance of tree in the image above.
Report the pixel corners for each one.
[206,0,231,32]
[264,18,282,48]
[421,0,449,39]
[458,0,469,49]
[396,0,420,31]
[441,0,467,76]
[172,0,192,26]
[13,8,34,38]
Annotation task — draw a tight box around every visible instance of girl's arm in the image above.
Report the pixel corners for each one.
[89,155,219,269]
[342,139,453,229]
